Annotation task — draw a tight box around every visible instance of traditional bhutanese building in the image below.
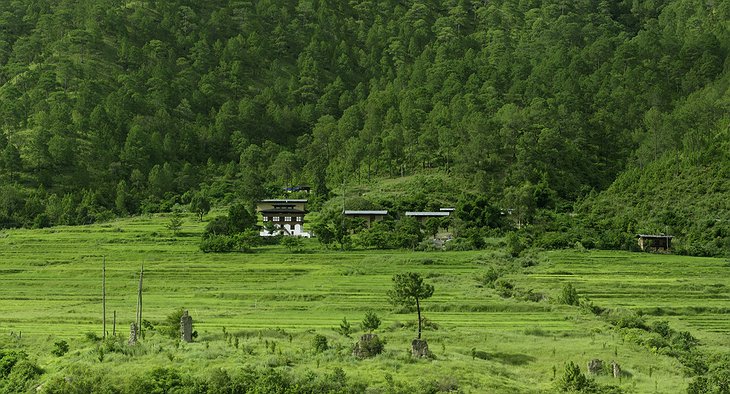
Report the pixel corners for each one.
[257,199,310,237]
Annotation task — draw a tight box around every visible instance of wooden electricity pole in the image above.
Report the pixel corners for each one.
[136,263,144,338]
[102,256,106,339]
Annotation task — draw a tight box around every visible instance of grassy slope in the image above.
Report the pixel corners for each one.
[0,213,728,392]
[345,172,471,210]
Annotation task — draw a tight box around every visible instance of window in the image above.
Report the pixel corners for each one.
[263,216,268,222]
[296,216,303,222]
[273,216,280,222]
[284,217,292,222]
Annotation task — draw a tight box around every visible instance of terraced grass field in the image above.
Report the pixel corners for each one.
[0,213,728,392]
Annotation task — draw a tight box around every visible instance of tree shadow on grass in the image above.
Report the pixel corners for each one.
[487,352,537,366]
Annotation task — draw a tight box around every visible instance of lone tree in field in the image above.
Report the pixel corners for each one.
[189,193,211,221]
[388,272,434,340]
[166,206,184,236]
[361,311,381,333]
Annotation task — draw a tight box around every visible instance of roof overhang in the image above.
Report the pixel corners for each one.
[343,210,388,215]
[405,212,450,217]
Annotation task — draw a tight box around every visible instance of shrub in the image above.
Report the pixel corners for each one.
[84,332,101,342]
[462,227,486,249]
[506,231,527,257]
[518,254,541,268]
[3,359,43,392]
[353,334,385,359]
[476,267,501,288]
[559,283,580,306]
[650,320,672,338]
[606,309,647,330]
[204,216,230,237]
[230,230,261,252]
[281,236,304,252]
[671,330,699,351]
[686,352,730,394]
[159,308,185,339]
[580,299,605,315]
[200,235,235,253]
[414,239,440,251]
[130,367,186,393]
[678,351,709,376]
[443,237,476,251]
[357,221,394,249]
[361,311,381,332]
[394,217,423,249]
[518,288,545,302]
[494,278,515,298]
[557,361,595,392]
[252,370,290,393]
[337,317,352,338]
[51,340,69,356]
[644,333,669,350]
[312,334,328,353]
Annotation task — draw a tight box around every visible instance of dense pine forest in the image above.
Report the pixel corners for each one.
[0,0,728,254]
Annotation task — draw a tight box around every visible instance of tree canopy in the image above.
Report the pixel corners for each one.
[388,272,434,339]
[0,0,726,254]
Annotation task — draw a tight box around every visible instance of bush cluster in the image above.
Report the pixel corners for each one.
[0,350,43,393]
[589,303,729,393]
[200,204,260,253]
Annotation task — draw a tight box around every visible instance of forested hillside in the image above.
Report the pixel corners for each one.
[0,1,727,252]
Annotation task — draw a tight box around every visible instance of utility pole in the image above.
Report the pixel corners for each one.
[136,263,144,338]
[341,178,346,250]
[102,256,106,339]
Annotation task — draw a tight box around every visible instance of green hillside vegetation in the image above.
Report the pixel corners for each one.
[576,150,730,256]
[0,0,728,254]
[0,214,729,392]
[571,73,730,255]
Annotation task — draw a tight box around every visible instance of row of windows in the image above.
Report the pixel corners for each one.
[263,216,303,222]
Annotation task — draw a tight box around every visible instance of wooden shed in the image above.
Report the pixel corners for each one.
[343,210,388,227]
[637,234,673,252]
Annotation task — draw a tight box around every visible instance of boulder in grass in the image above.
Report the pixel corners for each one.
[588,359,603,375]
[353,334,384,359]
[411,338,429,358]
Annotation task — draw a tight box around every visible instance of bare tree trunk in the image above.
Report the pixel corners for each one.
[102,256,106,339]
[416,297,422,339]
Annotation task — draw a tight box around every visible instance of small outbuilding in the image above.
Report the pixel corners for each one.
[404,211,450,224]
[637,234,673,252]
[343,210,388,227]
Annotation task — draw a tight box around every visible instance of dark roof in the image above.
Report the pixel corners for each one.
[343,210,388,215]
[259,199,308,203]
[261,209,307,214]
[636,234,674,239]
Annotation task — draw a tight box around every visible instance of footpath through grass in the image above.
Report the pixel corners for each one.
[0,213,728,392]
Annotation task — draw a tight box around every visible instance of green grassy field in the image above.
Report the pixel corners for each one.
[0,213,728,392]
